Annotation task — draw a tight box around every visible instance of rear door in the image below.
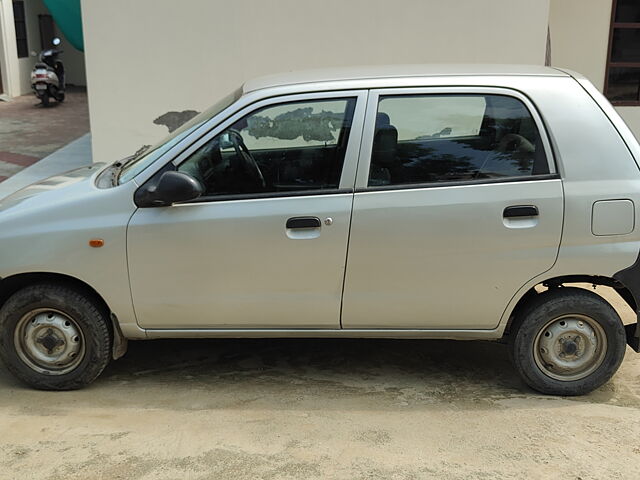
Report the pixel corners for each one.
[342,87,564,329]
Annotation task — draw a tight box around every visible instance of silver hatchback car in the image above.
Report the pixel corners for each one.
[0,65,639,395]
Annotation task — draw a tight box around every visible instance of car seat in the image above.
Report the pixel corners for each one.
[369,112,398,185]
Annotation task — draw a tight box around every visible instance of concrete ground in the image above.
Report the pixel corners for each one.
[0,286,638,479]
[0,87,89,182]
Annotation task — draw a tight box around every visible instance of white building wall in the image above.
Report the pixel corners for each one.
[549,0,640,140]
[81,0,551,163]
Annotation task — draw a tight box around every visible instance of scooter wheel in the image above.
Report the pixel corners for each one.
[41,94,50,107]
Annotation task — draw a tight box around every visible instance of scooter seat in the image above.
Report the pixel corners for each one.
[34,63,49,69]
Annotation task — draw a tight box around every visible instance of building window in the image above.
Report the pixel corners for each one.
[605,0,640,105]
[13,1,28,58]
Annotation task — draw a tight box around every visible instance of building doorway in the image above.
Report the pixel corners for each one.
[38,14,54,49]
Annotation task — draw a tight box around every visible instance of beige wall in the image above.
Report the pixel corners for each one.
[82,0,551,163]
[549,0,611,91]
[549,0,640,140]
[58,29,85,87]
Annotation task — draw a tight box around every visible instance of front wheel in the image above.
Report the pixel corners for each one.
[509,287,627,396]
[0,284,112,390]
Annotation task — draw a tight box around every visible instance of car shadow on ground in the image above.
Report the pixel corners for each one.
[1,338,637,411]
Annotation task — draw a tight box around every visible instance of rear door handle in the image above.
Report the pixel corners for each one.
[503,205,539,218]
[286,216,321,229]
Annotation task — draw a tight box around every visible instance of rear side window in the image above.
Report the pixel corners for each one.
[368,94,549,187]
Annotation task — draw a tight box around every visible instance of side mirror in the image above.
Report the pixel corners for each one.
[52,37,61,46]
[135,171,204,207]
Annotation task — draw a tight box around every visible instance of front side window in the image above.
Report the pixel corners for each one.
[368,94,549,187]
[178,98,356,198]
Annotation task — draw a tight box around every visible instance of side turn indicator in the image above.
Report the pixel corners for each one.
[89,238,104,248]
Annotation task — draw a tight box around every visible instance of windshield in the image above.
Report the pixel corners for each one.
[118,87,242,184]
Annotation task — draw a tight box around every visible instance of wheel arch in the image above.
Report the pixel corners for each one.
[0,271,127,359]
[503,274,636,339]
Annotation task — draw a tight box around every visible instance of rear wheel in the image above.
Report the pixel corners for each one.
[509,287,627,395]
[0,284,111,390]
[40,93,50,107]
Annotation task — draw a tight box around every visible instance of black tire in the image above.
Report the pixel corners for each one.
[0,284,111,390]
[41,94,50,107]
[509,287,627,396]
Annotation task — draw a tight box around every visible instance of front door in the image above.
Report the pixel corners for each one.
[127,92,365,329]
[342,88,564,330]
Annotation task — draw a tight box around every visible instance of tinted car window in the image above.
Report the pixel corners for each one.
[368,94,549,187]
[179,98,356,197]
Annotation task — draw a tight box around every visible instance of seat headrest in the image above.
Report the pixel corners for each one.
[376,112,391,128]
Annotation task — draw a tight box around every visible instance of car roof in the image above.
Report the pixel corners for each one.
[242,64,567,93]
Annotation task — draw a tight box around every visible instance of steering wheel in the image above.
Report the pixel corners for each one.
[226,129,266,190]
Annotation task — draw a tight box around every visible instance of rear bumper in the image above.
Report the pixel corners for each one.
[626,323,640,352]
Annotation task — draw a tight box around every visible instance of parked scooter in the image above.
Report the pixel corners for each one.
[30,37,65,107]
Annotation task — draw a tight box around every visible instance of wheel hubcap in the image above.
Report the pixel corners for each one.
[533,314,607,382]
[14,309,85,375]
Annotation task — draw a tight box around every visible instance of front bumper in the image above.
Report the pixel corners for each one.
[625,322,640,352]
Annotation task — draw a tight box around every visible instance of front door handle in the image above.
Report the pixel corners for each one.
[286,216,321,229]
[503,205,539,218]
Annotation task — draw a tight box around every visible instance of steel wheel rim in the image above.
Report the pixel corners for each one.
[533,313,607,382]
[13,308,85,375]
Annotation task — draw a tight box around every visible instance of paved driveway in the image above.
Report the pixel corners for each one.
[0,88,89,182]
[0,286,638,479]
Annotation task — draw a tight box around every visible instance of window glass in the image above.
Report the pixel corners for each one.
[611,28,640,63]
[368,94,549,187]
[13,1,28,58]
[178,98,356,197]
[607,67,640,102]
[606,0,640,104]
[615,0,640,22]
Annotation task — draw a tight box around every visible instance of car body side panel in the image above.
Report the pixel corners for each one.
[0,171,146,339]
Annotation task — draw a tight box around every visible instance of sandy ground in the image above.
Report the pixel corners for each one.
[0,286,639,479]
